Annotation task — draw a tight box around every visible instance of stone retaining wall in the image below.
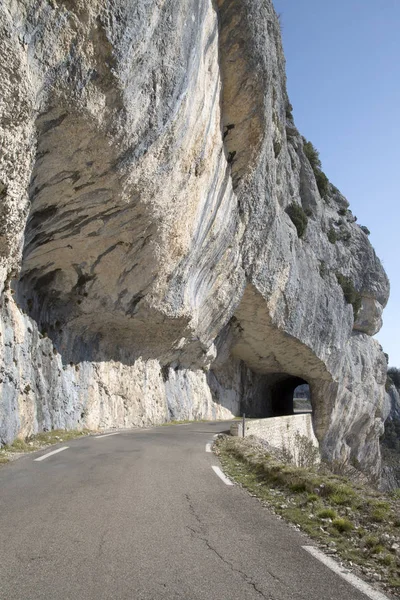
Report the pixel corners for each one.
[231,414,320,465]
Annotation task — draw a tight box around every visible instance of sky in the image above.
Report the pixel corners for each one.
[273,0,400,367]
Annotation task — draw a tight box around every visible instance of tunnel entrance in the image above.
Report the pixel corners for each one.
[293,384,312,414]
[270,375,310,417]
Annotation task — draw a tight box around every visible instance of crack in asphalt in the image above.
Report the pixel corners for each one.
[97,525,110,558]
[184,493,275,599]
[185,493,203,527]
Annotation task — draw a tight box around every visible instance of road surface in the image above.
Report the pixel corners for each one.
[0,422,387,599]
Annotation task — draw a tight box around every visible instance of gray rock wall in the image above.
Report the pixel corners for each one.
[0,0,389,479]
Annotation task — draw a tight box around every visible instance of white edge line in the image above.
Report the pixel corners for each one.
[34,446,69,462]
[94,432,120,439]
[205,443,212,453]
[212,466,233,486]
[302,546,390,600]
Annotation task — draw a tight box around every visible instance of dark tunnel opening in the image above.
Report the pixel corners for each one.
[270,375,310,417]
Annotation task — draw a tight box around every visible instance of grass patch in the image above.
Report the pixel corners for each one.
[215,435,400,596]
[330,485,357,506]
[0,429,92,464]
[307,493,319,503]
[332,518,353,533]
[161,419,209,426]
[317,508,336,519]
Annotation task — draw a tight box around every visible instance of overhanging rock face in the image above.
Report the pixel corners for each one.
[0,0,389,479]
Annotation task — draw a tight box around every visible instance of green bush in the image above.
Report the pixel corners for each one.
[303,139,329,198]
[317,508,337,519]
[360,225,371,236]
[319,261,328,278]
[286,203,308,238]
[332,517,354,533]
[381,419,400,451]
[303,139,322,171]
[336,273,362,319]
[327,228,338,244]
[315,170,329,198]
[388,367,400,390]
[286,101,293,120]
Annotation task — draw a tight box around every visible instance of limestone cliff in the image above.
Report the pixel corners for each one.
[381,374,400,489]
[0,0,389,479]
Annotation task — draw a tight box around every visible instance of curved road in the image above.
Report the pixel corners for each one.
[0,422,387,599]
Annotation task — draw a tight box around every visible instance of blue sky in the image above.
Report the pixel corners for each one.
[273,0,400,367]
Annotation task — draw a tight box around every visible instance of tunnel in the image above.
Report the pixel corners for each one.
[270,374,310,417]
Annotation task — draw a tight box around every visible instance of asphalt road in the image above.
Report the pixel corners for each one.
[0,422,384,600]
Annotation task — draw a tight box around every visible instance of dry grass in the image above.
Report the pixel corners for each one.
[0,429,92,465]
[161,419,211,426]
[215,435,400,597]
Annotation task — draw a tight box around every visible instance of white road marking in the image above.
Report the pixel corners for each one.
[94,433,120,439]
[34,447,69,462]
[205,443,212,453]
[302,546,390,600]
[212,466,233,486]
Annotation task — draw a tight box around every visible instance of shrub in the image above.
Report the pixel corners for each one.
[315,170,329,198]
[382,419,400,451]
[307,494,319,503]
[332,517,354,533]
[360,225,371,236]
[303,139,329,198]
[317,508,337,519]
[327,228,338,244]
[370,506,389,523]
[286,203,308,238]
[380,554,394,566]
[303,139,322,171]
[364,535,380,549]
[273,140,282,158]
[319,261,328,279]
[385,376,393,393]
[295,433,320,469]
[336,273,362,319]
[388,367,400,390]
[338,208,348,216]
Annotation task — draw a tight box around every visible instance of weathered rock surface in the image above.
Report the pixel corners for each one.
[381,381,400,489]
[0,0,389,478]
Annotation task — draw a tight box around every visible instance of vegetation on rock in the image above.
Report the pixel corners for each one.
[336,273,362,319]
[327,227,338,244]
[286,202,308,238]
[0,429,92,465]
[387,368,400,390]
[360,225,371,236]
[303,138,329,198]
[215,435,400,596]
